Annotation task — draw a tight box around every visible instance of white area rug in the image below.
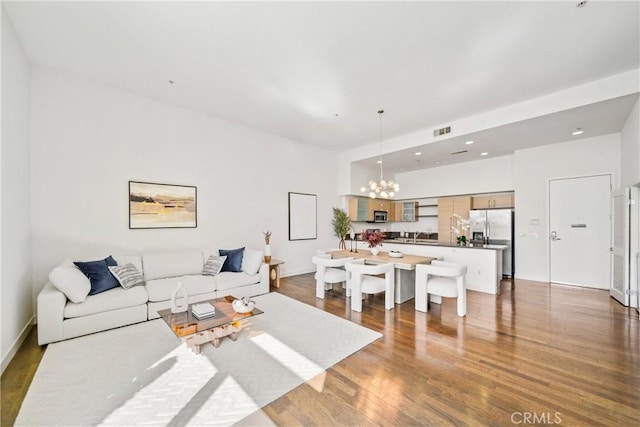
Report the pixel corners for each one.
[16,293,381,427]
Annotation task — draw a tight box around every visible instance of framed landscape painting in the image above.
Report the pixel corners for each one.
[129,181,197,229]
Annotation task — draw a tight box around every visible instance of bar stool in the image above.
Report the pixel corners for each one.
[311,256,353,299]
[345,261,395,312]
[415,260,467,317]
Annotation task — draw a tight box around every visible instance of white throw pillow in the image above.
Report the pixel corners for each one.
[203,255,226,276]
[242,248,264,275]
[108,263,145,289]
[48,265,91,303]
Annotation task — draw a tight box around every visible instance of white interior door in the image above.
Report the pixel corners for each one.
[549,175,611,289]
[611,188,630,305]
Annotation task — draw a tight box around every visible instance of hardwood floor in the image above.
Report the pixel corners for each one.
[3,275,639,426]
[1,325,45,427]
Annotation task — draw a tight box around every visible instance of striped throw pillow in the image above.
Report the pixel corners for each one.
[108,263,144,289]
[203,255,227,276]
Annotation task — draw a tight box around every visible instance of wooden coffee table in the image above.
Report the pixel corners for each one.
[158,295,263,354]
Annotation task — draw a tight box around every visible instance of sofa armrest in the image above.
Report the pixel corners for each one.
[258,262,270,294]
[37,282,67,345]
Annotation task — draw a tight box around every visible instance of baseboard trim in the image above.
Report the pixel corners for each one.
[281,268,315,278]
[1,315,36,375]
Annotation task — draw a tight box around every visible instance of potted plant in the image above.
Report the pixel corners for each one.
[451,214,470,246]
[332,208,351,250]
[361,229,386,255]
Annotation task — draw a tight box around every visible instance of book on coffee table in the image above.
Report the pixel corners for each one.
[192,302,215,319]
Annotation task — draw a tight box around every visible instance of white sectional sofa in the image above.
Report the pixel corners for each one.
[37,248,269,345]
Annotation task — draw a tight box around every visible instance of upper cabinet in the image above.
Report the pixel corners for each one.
[472,193,514,209]
[348,197,369,221]
[401,201,418,222]
[369,199,391,220]
[347,197,414,222]
[438,196,471,243]
[348,197,392,222]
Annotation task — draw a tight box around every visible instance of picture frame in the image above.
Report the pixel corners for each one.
[129,181,197,229]
[288,192,317,240]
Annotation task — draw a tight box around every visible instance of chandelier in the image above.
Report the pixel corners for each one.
[360,110,399,199]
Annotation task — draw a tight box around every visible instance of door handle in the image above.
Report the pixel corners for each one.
[550,231,561,241]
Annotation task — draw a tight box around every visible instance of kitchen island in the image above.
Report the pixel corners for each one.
[364,239,506,294]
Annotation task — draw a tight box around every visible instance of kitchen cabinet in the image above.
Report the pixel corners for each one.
[385,201,418,222]
[348,197,392,222]
[368,199,391,221]
[348,197,369,221]
[472,193,514,209]
[347,198,417,222]
[401,201,418,222]
[393,202,402,222]
[438,196,471,243]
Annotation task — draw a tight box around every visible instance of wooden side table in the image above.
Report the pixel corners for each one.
[268,259,284,288]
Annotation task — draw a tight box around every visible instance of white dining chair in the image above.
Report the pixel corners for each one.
[415,260,467,317]
[315,248,340,259]
[311,256,354,299]
[345,261,395,312]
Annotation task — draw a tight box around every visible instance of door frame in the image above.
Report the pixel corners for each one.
[547,173,613,284]
[611,187,630,305]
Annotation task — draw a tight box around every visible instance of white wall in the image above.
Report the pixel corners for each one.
[620,98,640,309]
[621,97,640,187]
[394,155,514,199]
[29,68,339,295]
[359,134,621,284]
[338,70,639,195]
[1,8,33,372]
[513,134,621,282]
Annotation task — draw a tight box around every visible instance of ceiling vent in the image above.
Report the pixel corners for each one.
[450,149,468,155]
[433,126,451,137]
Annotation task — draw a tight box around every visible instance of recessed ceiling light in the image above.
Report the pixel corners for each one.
[572,128,584,135]
[480,152,488,156]
[435,161,441,164]
[377,160,383,164]
[465,140,474,145]
[576,1,588,8]
[415,152,422,156]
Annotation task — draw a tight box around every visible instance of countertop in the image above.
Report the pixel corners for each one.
[381,238,507,251]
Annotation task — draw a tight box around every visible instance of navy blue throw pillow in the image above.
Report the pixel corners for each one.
[219,247,245,273]
[74,256,119,295]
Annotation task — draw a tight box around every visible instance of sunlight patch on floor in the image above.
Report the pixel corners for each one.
[251,333,327,392]
[98,345,216,426]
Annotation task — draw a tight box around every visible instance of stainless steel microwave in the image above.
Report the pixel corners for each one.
[373,210,388,222]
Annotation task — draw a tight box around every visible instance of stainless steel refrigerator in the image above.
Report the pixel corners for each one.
[469,209,514,277]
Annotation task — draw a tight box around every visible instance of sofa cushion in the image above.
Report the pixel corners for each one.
[64,285,148,319]
[203,255,226,276]
[109,263,145,289]
[143,251,204,281]
[214,271,261,292]
[219,247,244,272]
[74,256,119,295]
[48,265,91,303]
[112,255,143,274]
[145,274,216,302]
[242,248,264,275]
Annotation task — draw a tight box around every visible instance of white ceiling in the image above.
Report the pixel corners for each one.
[5,1,640,172]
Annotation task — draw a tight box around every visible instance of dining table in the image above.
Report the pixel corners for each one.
[327,249,437,304]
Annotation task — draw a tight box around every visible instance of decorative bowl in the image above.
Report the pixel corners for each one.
[232,299,255,313]
[388,250,403,258]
